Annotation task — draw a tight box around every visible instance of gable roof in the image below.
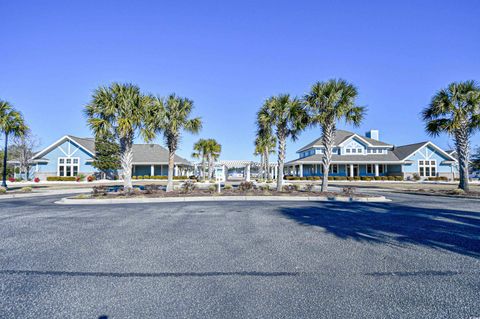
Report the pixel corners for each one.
[32,135,191,165]
[32,135,96,160]
[393,141,457,161]
[297,129,392,153]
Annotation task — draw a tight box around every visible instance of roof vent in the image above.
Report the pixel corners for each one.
[366,129,379,141]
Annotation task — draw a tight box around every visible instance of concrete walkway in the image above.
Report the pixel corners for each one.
[0,188,92,200]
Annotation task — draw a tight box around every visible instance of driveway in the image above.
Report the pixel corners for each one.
[0,193,479,318]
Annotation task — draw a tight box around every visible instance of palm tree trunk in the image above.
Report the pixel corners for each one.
[266,147,271,180]
[321,123,335,192]
[276,131,286,192]
[202,156,207,180]
[119,135,134,193]
[455,128,470,192]
[2,133,8,188]
[209,155,214,180]
[167,148,176,192]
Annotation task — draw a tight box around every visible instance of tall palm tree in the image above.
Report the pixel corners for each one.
[85,83,152,193]
[257,95,308,191]
[192,138,209,180]
[0,100,28,188]
[422,80,480,192]
[146,94,202,192]
[304,79,365,192]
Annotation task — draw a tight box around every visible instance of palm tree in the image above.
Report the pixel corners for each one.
[304,79,365,192]
[146,94,202,192]
[422,80,480,192]
[205,139,221,179]
[257,95,308,191]
[192,139,209,180]
[1,100,28,188]
[254,131,276,180]
[85,83,152,193]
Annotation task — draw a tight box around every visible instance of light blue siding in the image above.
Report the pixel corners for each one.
[402,145,455,174]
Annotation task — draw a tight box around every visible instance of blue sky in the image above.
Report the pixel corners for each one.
[1,0,479,161]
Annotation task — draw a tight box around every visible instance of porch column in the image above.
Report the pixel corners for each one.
[350,164,354,177]
[299,164,303,177]
[374,164,379,177]
[150,165,154,176]
[245,164,251,181]
[174,165,178,177]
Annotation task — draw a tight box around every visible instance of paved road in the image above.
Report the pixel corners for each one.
[0,193,479,318]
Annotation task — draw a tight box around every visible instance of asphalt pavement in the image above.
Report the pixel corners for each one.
[0,192,479,318]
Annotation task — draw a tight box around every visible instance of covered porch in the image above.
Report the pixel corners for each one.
[132,163,194,177]
[285,163,402,177]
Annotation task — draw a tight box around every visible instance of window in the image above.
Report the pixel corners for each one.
[330,164,338,174]
[58,157,80,177]
[346,149,351,153]
[366,164,373,174]
[378,164,385,174]
[357,148,362,154]
[419,160,436,177]
[352,149,357,153]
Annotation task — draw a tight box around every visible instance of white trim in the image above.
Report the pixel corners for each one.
[32,136,95,160]
[400,141,457,162]
[57,156,80,177]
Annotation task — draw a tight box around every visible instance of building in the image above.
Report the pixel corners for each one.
[285,130,458,180]
[30,135,193,180]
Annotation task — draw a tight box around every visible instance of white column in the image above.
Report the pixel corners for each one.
[150,165,155,176]
[245,164,251,181]
[299,164,303,177]
[350,164,354,177]
[174,165,178,177]
[374,164,379,177]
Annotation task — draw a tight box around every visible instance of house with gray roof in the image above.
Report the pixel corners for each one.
[285,129,459,180]
[30,135,192,180]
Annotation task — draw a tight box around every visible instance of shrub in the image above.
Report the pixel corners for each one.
[181,181,196,193]
[208,185,217,193]
[412,173,421,181]
[224,184,232,190]
[427,176,449,182]
[34,177,40,183]
[92,186,108,196]
[87,175,95,182]
[305,183,315,192]
[266,179,273,183]
[282,184,299,192]
[21,186,32,192]
[450,188,465,195]
[143,175,150,179]
[328,176,334,181]
[132,176,138,180]
[0,187,6,194]
[387,176,395,181]
[395,176,403,181]
[343,187,356,196]
[239,181,254,191]
[353,176,361,181]
[144,184,159,194]
[259,185,270,191]
[8,177,15,183]
[46,176,76,181]
[361,176,372,181]
[76,174,86,182]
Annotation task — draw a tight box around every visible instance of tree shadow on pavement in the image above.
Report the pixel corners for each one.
[279,202,480,258]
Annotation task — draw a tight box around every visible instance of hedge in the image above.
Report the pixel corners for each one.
[427,176,449,182]
[133,175,190,180]
[46,176,77,181]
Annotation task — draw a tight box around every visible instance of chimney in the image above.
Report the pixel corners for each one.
[366,129,379,141]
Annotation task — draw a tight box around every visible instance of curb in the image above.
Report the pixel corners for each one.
[56,195,390,205]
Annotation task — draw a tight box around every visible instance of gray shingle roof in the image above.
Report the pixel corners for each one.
[66,136,190,165]
[297,129,392,152]
[392,142,428,160]
[132,144,190,164]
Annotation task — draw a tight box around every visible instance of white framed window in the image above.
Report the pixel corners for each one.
[366,164,374,174]
[419,160,436,177]
[352,149,357,153]
[346,149,351,154]
[357,148,362,154]
[58,157,80,177]
[378,164,385,174]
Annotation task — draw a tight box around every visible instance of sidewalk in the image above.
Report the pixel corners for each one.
[0,188,92,200]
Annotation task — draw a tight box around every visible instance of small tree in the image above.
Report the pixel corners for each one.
[472,146,480,172]
[92,129,120,179]
[10,130,40,180]
[422,80,480,192]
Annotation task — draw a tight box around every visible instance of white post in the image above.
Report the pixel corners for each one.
[350,164,354,177]
[174,165,178,177]
[299,164,303,177]
[150,165,154,176]
[245,164,251,181]
[375,164,379,177]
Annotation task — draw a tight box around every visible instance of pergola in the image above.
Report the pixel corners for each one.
[217,160,278,181]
